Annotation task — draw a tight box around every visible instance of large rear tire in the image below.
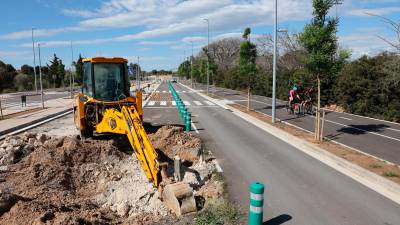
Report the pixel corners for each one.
[80,126,93,139]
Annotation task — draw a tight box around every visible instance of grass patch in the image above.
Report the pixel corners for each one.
[194,199,242,225]
[383,171,399,177]
[369,163,383,169]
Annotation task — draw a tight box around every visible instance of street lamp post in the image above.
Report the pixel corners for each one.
[272,0,278,123]
[70,41,74,98]
[204,18,210,95]
[31,28,38,93]
[38,43,44,109]
[191,41,194,88]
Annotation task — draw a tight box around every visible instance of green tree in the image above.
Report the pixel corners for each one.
[177,60,191,79]
[299,0,339,140]
[74,54,84,84]
[0,61,17,93]
[239,27,258,110]
[49,54,60,88]
[14,73,33,91]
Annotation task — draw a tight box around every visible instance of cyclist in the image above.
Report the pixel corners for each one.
[289,85,301,109]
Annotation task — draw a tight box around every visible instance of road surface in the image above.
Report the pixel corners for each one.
[143,81,400,225]
[185,82,400,165]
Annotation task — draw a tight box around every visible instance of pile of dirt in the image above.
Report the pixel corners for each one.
[149,126,202,162]
[0,126,224,224]
[0,134,167,224]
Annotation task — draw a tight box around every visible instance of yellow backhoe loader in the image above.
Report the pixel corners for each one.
[74,57,196,216]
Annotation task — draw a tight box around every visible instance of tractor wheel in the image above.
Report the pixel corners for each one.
[80,126,93,139]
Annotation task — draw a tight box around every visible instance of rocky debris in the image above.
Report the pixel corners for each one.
[149,126,202,162]
[0,126,223,224]
[0,132,51,167]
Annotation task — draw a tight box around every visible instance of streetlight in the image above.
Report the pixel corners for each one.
[37,43,44,109]
[190,41,194,88]
[70,41,74,98]
[203,18,210,95]
[31,28,38,93]
[272,0,278,123]
[137,56,140,90]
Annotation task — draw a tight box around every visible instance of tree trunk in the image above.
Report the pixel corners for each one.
[315,76,321,141]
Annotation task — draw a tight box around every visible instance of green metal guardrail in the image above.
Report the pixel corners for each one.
[168,81,191,132]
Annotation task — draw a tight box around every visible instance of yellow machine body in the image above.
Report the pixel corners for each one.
[74,57,196,215]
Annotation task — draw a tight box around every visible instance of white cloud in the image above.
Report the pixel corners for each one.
[0,50,31,59]
[339,28,396,58]
[137,40,177,45]
[2,0,312,42]
[346,7,400,17]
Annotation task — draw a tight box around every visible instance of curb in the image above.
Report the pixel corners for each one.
[0,108,73,140]
[179,82,400,205]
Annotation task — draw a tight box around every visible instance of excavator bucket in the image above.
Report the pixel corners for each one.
[162,182,197,216]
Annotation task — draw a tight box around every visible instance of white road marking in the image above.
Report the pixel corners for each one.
[215,160,223,172]
[194,101,203,106]
[339,116,352,121]
[191,121,199,133]
[172,101,176,106]
[182,90,186,93]
[155,91,160,93]
[162,90,166,93]
[387,127,400,133]
[184,101,191,105]
[160,101,167,106]
[205,101,215,106]
[148,101,156,106]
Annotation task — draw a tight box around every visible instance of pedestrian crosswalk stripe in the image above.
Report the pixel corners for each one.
[162,90,166,93]
[184,101,190,105]
[160,101,167,106]
[194,101,202,105]
[182,90,186,93]
[148,101,155,106]
[205,101,215,106]
[172,101,176,106]
[155,91,160,93]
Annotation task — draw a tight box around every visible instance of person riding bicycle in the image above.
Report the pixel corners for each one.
[289,85,301,107]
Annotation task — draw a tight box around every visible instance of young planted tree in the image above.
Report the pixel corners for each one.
[299,0,339,140]
[239,27,257,111]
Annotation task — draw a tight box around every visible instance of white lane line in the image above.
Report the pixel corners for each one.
[387,127,400,133]
[160,101,167,106]
[172,101,176,106]
[148,101,156,106]
[182,90,186,93]
[191,121,199,134]
[339,116,352,121]
[324,118,400,143]
[205,101,215,106]
[184,101,191,105]
[194,101,203,106]
[162,90,166,93]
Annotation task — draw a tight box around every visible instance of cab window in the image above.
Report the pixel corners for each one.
[93,63,129,101]
[82,62,93,96]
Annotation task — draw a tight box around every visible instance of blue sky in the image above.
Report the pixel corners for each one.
[0,0,399,71]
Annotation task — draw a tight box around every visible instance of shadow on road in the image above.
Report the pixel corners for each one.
[143,122,185,134]
[263,214,292,225]
[337,124,389,135]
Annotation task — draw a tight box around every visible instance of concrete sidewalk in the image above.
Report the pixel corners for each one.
[0,98,74,137]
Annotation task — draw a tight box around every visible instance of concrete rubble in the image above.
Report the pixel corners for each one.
[0,126,223,224]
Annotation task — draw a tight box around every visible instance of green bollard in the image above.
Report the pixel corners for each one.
[181,108,187,121]
[185,112,191,132]
[249,182,264,225]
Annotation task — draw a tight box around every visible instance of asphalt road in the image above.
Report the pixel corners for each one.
[185,82,400,165]
[143,81,400,225]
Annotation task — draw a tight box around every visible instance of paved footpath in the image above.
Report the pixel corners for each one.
[0,98,73,137]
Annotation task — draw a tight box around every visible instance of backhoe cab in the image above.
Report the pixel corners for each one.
[74,57,196,216]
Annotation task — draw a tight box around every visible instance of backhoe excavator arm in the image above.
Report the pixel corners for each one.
[96,105,160,187]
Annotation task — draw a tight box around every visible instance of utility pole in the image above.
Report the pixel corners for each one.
[191,41,194,88]
[31,28,38,93]
[70,41,74,98]
[204,18,210,95]
[137,56,140,90]
[272,0,278,123]
[38,43,44,109]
